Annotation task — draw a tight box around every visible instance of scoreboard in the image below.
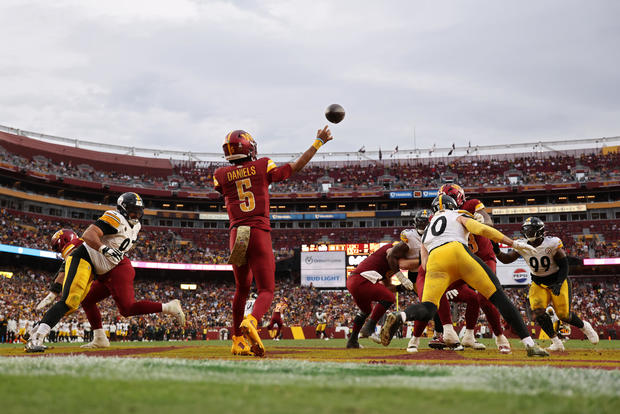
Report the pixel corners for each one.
[301,243,389,287]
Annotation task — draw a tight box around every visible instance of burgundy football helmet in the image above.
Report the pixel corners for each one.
[223,130,257,162]
[50,229,78,253]
[438,183,466,207]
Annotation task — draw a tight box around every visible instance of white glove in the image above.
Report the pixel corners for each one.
[445,289,459,300]
[36,292,57,310]
[473,212,485,223]
[100,245,124,264]
[512,240,537,256]
[395,271,414,290]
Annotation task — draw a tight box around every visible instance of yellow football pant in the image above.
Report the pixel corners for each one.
[422,241,499,306]
[62,253,94,314]
[529,279,570,319]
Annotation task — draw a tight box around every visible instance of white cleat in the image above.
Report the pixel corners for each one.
[495,334,512,354]
[462,331,486,350]
[81,329,110,348]
[406,336,420,353]
[546,340,565,352]
[164,299,186,326]
[581,321,599,345]
[443,326,460,347]
[369,333,382,344]
[80,336,110,349]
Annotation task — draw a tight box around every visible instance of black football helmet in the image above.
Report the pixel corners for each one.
[521,217,545,242]
[117,192,144,226]
[431,194,458,213]
[414,209,431,234]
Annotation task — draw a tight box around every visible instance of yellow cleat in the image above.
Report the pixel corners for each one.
[240,315,265,357]
[231,335,254,356]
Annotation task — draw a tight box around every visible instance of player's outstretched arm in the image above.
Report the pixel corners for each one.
[289,126,333,174]
[457,216,536,257]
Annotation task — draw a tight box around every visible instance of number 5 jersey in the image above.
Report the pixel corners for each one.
[213,157,292,231]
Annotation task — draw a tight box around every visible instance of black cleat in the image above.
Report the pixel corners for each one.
[346,338,364,349]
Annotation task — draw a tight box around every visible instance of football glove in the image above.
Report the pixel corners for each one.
[445,289,459,300]
[549,282,563,296]
[473,212,485,223]
[35,292,57,310]
[394,271,414,290]
[100,245,124,264]
[512,240,537,256]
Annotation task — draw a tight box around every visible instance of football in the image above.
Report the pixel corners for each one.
[325,104,345,124]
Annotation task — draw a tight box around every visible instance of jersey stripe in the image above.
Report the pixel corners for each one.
[100,212,121,228]
[266,159,277,173]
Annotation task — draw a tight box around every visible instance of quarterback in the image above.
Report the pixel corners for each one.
[494,217,599,351]
[214,126,333,357]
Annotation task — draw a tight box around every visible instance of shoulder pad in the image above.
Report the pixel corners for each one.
[99,210,123,228]
[457,209,474,218]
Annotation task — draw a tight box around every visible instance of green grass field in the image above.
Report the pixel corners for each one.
[1,338,619,414]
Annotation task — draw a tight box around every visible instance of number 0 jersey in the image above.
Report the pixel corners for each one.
[422,209,472,252]
[84,210,141,275]
[516,236,563,277]
[213,157,293,231]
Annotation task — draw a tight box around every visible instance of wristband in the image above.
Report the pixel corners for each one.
[312,139,324,150]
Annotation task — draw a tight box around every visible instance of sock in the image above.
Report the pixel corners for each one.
[399,312,407,323]
[33,323,51,344]
[567,312,585,329]
[465,328,475,337]
[521,336,535,347]
[551,336,562,346]
[443,324,455,334]
[93,328,106,339]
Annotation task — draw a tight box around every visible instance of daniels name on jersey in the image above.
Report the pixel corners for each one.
[85,210,141,275]
[516,236,563,277]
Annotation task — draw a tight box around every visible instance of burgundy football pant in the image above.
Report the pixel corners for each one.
[347,273,395,331]
[82,258,162,330]
[268,312,283,337]
[231,227,275,337]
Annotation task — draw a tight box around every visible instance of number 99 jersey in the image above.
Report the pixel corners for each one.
[516,236,563,277]
[422,210,472,253]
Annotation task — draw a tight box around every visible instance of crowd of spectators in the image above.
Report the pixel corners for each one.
[1,263,617,343]
[2,209,618,263]
[3,144,619,193]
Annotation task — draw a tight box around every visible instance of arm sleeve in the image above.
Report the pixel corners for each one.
[464,218,505,243]
[555,256,568,286]
[94,220,118,235]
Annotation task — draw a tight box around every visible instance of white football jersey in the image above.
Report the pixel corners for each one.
[85,209,141,274]
[400,229,423,259]
[516,236,563,276]
[316,312,327,323]
[422,209,471,252]
[244,299,256,317]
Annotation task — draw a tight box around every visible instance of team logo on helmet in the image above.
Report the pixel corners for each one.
[438,183,466,207]
[431,194,458,213]
[223,130,258,162]
[521,216,545,242]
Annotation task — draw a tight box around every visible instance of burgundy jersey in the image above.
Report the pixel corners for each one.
[351,244,394,278]
[213,157,292,231]
[461,198,496,262]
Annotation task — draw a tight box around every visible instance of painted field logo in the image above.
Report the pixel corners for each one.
[513,268,528,283]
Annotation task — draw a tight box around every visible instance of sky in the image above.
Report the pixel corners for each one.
[1,0,619,159]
